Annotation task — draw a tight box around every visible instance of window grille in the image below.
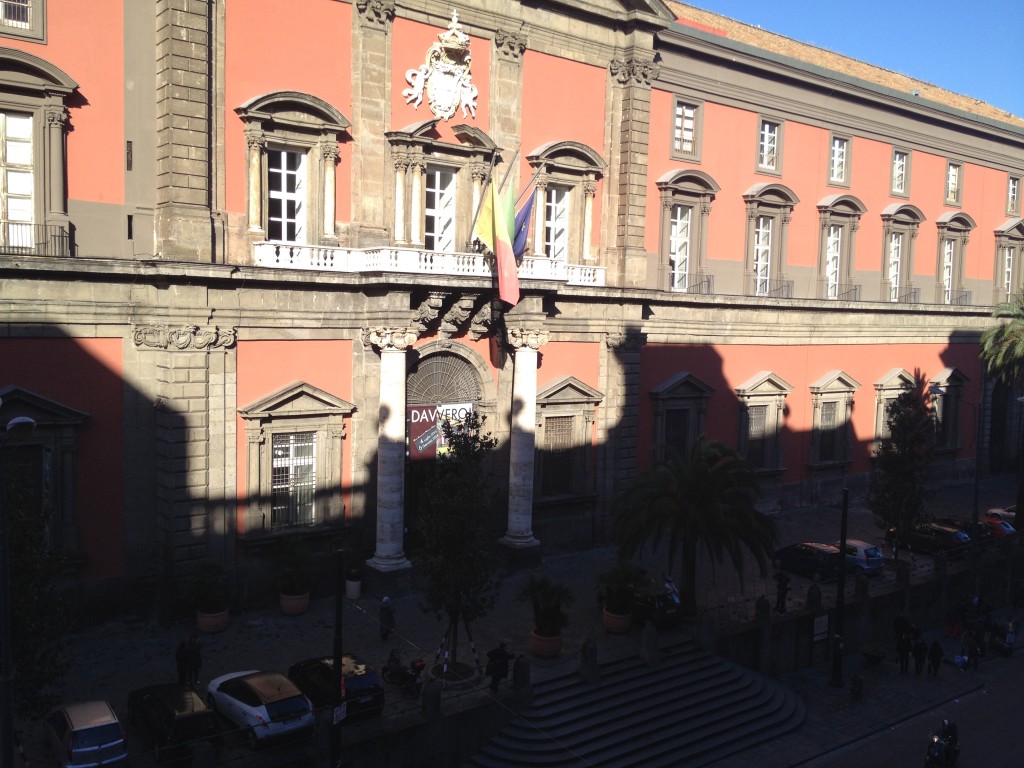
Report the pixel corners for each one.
[746,405,767,468]
[271,432,316,529]
[541,415,573,496]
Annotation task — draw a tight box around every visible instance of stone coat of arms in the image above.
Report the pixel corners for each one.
[403,11,478,121]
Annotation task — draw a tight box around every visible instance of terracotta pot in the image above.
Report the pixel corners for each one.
[279,592,310,616]
[196,609,229,634]
[529,630,563,658]
[602,608,632,634]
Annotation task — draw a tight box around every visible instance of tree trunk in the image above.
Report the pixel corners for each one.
[681,539,698,616]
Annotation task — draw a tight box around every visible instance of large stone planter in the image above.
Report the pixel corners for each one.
[196,609,229,634]
[279,592,310,616]
[529,630,563,658]
[601,608,632,634]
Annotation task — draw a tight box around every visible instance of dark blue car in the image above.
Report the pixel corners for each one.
[773,542,842,581]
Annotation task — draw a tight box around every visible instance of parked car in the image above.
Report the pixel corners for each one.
[885,521,971,556]
[127,683,222,762]
[836,539,885,576]
[984,519,1016,538]
[629,576,682,628]
[983,507,1015,525]
[287,655,385,719]
[773,543,842,581]
[933,516,990,541]
[42,700,128,768]
[205,670,314,747]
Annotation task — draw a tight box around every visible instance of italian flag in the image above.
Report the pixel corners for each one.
[476,181,520,306]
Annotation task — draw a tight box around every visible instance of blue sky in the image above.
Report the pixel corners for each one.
[686,1,1024,119]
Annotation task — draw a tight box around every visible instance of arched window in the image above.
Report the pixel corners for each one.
[879,204,925,303]
[742,183,798,298]
[656,170,719,293]
[994,218,1024,303]
[934,212,975,305]
[816,194,866,300]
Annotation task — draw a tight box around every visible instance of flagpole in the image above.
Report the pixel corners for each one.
[514,162,543,206]
[468,150,499,243]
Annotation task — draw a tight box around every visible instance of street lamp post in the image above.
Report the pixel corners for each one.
[829,488,849,688]
[929,385,981,543]
[0,400,36,768]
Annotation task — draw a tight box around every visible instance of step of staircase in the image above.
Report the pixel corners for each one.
[464,640,805,768]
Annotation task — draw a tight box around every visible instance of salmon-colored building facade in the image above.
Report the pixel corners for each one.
[1,0,1022,607]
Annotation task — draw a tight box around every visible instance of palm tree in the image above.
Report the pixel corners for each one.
[611,437,778,617]
[980,297,1024,523]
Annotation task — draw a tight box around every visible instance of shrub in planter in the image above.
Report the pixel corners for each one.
[519,575,573,638]
[276,538,313,596]
[597,561,643,615]
[184,562,230,632]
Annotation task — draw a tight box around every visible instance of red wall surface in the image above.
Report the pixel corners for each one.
[638,341,983,481]
[224,0,352,220]
[0,336,124,578]
[235,339,354,532]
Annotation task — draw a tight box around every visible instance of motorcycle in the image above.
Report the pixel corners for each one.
[924,721,959,766]
[382,648,425,697]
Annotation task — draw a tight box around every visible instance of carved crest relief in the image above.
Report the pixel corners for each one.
[403,11,478,121]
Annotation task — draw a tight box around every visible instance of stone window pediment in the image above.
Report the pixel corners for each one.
[239,381,355,421]
[536,376,603,407]
[527,140,607,176]
[0,383,87,426]
[651,371,715,400]
[875,367,915,392]
[810,370,861,396]
[736,371,794,398]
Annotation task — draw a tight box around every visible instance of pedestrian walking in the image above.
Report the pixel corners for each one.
[380,596,395,641]
[176,633,202,687]
[912,636,927,675]
[928,639,944,676]
[896,631,912,674]
[774,571,790,613]
[486,642,511,693]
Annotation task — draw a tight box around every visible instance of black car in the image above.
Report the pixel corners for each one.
[773,543,842,581]
[127,684,222,762]
[287,655,385,719]
[885,521,971,556]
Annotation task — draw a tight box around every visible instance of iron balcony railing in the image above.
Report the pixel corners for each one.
[948,290,972,306]
[893,287,920,304]
[830,283,862,301]
[753,278,793,299]
[0,221,71,257]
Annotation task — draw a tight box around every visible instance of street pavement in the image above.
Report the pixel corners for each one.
[16,472,1022,766]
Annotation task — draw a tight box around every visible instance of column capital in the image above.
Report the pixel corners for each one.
[605,331,647,352]
[362,326,419,351]
[609,58,660,88]
[495,28,527,61]
[506,327,548,351]
[356,0,395,27]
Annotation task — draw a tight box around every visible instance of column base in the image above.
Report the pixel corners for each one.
[499,535,542,568]
[500,533,540,549]
[366,555,412,573]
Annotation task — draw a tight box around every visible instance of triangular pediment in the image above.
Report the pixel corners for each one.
[810,370,861,395]
[0,385,88,427]
[651,371,714,400]
[735,371,793,396]
[537,376,603,406]
[239,382,355,419]
[930,367,969,388]
[874,368,915,391]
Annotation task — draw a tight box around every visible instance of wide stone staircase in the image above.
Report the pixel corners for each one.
[464,639,805,768]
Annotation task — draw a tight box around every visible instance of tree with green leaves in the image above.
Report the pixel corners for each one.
[866,377,936,558]
[980,297,1024,520]
[611,437,778,617]
[414,411,501,675]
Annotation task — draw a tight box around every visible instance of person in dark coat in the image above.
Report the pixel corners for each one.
[774,571,790,613]
[928,639,945,676]
[486,642,512,693]
[380,596,395,641]
[912,636,928,675]
[176,633,202,687]
[896,631,912,674]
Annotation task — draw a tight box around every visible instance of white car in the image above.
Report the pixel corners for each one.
[206,670,314,747]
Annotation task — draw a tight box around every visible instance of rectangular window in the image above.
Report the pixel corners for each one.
[941,239,954,303]
[541,415,574,496]
[746,404,767,469]
[664,407,691,460]
[825,225,841,299]
[753,216,772,295]
[424,167,456,252]
[267,149,306,243]
[669,203,691,291]
[0,0,41,40]
[891,150,909,195]
[1009,175,1021,215]
[757,120,779,171]
[672,101,700,159]
[1004,246,1015,301]
[819,401,838,462]
[544,185,570,260]
[271,432,316,529]
[888,233,903,301]
[829,136,848,184]
[0,110,33,250]
[945,162,961,205]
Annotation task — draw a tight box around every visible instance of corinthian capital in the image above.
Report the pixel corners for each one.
[605,331,647,352]
[506,327,549,351]
[362,327,419,351]
[356,0,395,27]
[495,29,527,60]
[609,58,660,87]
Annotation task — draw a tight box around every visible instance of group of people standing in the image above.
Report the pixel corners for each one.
[894,623,945,676]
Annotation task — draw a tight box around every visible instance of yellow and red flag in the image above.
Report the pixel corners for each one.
[475,182,519,306]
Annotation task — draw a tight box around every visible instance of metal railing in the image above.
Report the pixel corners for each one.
[893,286,920,304]
[831,283,862,301]
[0,221,70,257]
[753,278,793,299]
[949,290,972,306]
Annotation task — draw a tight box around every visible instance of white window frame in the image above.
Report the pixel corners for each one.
[271,431,317,529]
[0,0,44,42]
[668,203,691,291]
[828,134,850,186]
[945,161,962,206]
[816,194,865,300]
[753,216,772,296]
[0,109,34,248]
[657,169,719,294]
[671,98,703,162]
[890,148,910,197]
[993,220,1024,303]
[756,118,783,174]
[543,184,570,260]
[934,212,974,305]
[825,225,841,298]
[423,165,456,253]
[888,233,903,301]
[266,147,307,244]
[1008,175,1021,216]
[940,238,954,304]
[743,183,797,298]
[880,205,923,303]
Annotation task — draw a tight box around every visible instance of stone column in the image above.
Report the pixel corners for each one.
[409,161,424,246]
[582,180,596,260]
[321,141,338,239]
[44,107,69,220]
[502,327,548,549]
[393,156,407,243]
[532,179,547,257]
[245,129,265,233]
[366,327,418,572]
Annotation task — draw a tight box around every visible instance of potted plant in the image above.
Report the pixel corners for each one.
[276,538,313,615]
[185,561,230,633]
[597,561,641,634]
[519,575,573,658]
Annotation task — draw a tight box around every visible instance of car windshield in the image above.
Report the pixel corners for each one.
[266,696,309,721]
[863,547,883,559]
[72,723,122,749]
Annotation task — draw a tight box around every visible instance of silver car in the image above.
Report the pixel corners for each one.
[42,700,128,767]
[837,539,885,576]
[206,670,314,748]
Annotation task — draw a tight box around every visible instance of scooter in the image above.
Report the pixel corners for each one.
[924,721,959,766]
[383,648,425,697]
